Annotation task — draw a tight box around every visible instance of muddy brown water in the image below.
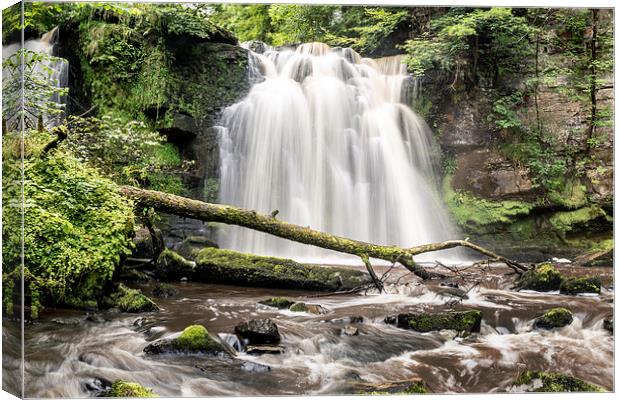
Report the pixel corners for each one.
[2,264,614,397]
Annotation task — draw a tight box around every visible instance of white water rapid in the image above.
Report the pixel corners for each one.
[217,42,460,263]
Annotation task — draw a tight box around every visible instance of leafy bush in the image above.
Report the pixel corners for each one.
[2,131,135,317]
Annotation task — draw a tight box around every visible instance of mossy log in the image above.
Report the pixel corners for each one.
[119,186,528,280]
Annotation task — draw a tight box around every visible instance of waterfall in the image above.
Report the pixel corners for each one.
[217,42,461,263]
[2,27,69,129]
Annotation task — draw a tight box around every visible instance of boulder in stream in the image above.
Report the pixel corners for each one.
[342,325,359,336]
[603,318,613,333]
[533,308,573,330]
[154,249,196,281]
[234,319,281,344]
[289,302,328,314]
[559,276,601,295]
[396,310,482,333]
[110,284,159,313]
[258,297,295,309]
[194,247,370,291]
[100,380,157,397]
[513,371,605,392]
[245,344,285,354]
[516,263,563,292]
[151,282,178,299]
[143,324,226,355]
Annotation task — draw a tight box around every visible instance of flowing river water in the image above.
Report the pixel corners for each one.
[3,263,613,397]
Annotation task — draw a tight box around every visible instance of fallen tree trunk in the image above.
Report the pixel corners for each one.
[119,185,528,281]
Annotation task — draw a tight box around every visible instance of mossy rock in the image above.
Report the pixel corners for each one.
[102,380,157,397]
[111,284,159,313]
[559,276,601,295]
[289,302,328,315]
[259,297,295,309]
[397,310,482,333]
[151,283,178,299]
[513,371,605,392]
[143,324,226,355]
[533,308,573,330]
[516,263,563,292]
[194,247,370,291]
[154,249,196,281]
[174,235,218,260]
[355,379,428,395]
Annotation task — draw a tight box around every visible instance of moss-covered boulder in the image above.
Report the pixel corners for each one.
[516,263,563,292]
[143,324,226,355]
[154,249,196,281]
[559,276,601,295]
[258,297,295,309]
[234,319,281,344]
[102,380,157,397]
[194,247,370,291]
[533,308,573,330]
[110,284,159,313]
[151,283,178,299]
[289,302,328,315]
[396,310,482,333]
[174,235,218,260]
[513,371,605,392]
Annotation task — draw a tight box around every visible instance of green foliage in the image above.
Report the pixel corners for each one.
[3,49,68,131]
[488,92,523,130]
[403,8,533,80]
[203,178,219,203]
[210,4,273,43]
[267,4,339,46]
[2,131,135,316]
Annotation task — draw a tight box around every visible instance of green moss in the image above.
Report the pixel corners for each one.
[547,181,588,209]
[516,263,563,292]
[559,276,601,295]
[176,325,214,351]
[549,206,608,236]
[514,371,605,392]
[534,308,573,329]
[153,142,181,167]
[103,380,157,397]
[398,310,482,333]
[259,297,295,309]
[403,382,427,394]
[155,249,196,281]
[194,247,370,291]
[443,175,534,231]
[112,284,159,313]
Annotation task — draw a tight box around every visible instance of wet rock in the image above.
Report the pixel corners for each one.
[245,344,285,355]
[354,379,427,394]
[82,377,111,397]
[428,284,469,299]
[100,380,157,397]
[603,318,613,333]
[234,319,281,344]
[174,235,218,260]
[559,276,601,295]
[85,313,107,323]
[245,40,268,54]
[383,316,397,325]
[289,302,328,315]
[332,316,364,324]
[241,360,272,372]
[110,284,159,313]
[144,324,226,355]
[151,283,178,299]
[342,325,359,336]
[258,297,295,309]
[51,317,83,325]
[533,308,573,330]
[516,263,563,292]
[397,310,482,333]
[513,371,604,392]
[131,226,162,260]
[194,247,370,291]
[133,316,156,329]
[154,249,196,281]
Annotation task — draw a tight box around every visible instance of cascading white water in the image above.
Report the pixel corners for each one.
[217,42,460,263]
[2,27,69,129]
